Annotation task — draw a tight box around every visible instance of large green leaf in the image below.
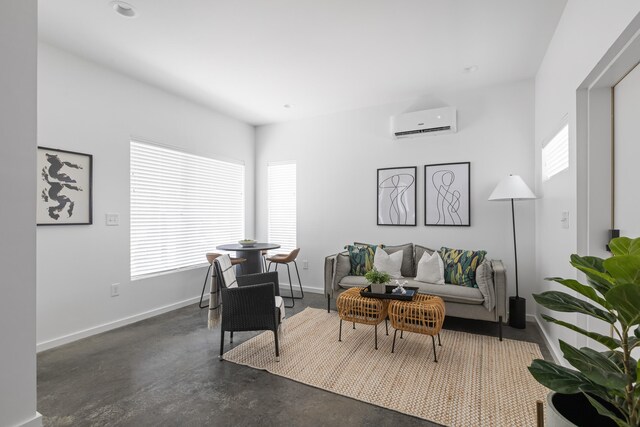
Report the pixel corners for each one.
[534,291,617,324]
[604,256,640,285]
[547,277,610,308]
[584,394,629,427]
[570,255,615,295]
[609,237,640,257]
[560,341,628,390]
[605,283,640,327]
[635,326,640,339]
[528,359,592,393]
[541,314,620,350]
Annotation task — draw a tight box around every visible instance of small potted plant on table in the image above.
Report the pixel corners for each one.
[529,236,640,426]
[365,268,391,294]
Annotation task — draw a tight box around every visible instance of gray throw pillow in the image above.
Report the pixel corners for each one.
[383,243,414,278]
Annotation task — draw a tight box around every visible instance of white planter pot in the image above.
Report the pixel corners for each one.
[370,283,386,294]
[546,392,576,427]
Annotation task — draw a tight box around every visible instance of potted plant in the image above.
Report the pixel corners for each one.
[529,236,640,426]
[365,268,391,294]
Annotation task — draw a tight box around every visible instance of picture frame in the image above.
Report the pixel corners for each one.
[37,146,93,225]
[424,162,470,226]
[377,166,417,226]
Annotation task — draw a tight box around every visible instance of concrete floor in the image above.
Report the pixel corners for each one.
[38,292,553,426]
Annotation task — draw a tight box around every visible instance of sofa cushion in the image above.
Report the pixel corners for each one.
[382,243,414,277]
[403,279,485,305]
[476,260,495,310]
[415,251,444,284]
[439,247,487,288]
[373,248,403,278]
[338,275,369,288]
[345,244,378,276]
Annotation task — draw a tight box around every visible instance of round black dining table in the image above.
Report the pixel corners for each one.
[216,242,281,274]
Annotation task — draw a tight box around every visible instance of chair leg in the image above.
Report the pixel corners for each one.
[293,261,304,298]
[438,333,442,346]
[267,262,273,272]
[432,335,438,363]
[219,330,225,360]
[385,318,388,336]
[199,264,212,309]
[274,329,280,361]
[285,263,295,308]
[392,329,398,353]
[230,331,233,343]
[400,330,403,339]
[498,315,503,341]
[375,324,378,350]
[338,319,342,342]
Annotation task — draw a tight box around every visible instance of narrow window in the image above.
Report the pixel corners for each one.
[267,162,296,254]
[542,124,569,181]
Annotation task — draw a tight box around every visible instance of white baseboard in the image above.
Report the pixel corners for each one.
[16,412,42,427]
[36,296,201,352]
[532,313,564,366]
[278,284,324,295]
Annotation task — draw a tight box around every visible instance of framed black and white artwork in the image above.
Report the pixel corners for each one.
[424,162,470,226]
[377,166,417,226]
[37,147,93,225]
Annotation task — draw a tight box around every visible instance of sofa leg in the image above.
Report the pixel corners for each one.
[327,295,331,313]
[498,316,503,342]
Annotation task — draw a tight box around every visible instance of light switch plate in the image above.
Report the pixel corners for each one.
[106,213,120,226]
[560,211,569,229]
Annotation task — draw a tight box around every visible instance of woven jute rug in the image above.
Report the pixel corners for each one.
[223,307,548,426]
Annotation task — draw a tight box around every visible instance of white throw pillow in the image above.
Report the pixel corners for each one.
[373,249,403,278]
[415,251,445,284]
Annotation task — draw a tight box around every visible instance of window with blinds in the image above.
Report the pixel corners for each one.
[267,162,296,255]
[542,124,569,181]
[130,140,245,279]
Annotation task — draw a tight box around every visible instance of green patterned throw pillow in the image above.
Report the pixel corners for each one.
[345,243,378,276]
[439,247,487,288]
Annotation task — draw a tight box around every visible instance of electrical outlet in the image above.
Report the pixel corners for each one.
[303,260,309,270]
[111,283,120,297]
[560,211,569,229]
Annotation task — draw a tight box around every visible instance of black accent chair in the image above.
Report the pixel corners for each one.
[214,254,284,361]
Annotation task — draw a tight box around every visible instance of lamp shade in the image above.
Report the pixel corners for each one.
[488,175,536,201]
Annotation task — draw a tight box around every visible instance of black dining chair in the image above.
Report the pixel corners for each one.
[214,254,284,361]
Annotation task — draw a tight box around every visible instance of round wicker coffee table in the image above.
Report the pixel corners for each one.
[336,287,389,350]
[388,294,445,362]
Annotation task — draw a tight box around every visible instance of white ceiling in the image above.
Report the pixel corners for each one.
[39,0,566,125]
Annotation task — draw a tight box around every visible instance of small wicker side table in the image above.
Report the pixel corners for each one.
[388,294,445,362]
[336,287,389,350]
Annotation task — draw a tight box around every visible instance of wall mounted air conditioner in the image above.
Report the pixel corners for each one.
[391,107,457,139]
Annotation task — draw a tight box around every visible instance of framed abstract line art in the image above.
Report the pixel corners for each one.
[424,162,470,226]
[377,166,417,226]
[37,146,93,225]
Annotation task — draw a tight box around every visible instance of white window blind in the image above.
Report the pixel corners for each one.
[130,140,245,279]
[542,124,569,181]
[268,162,296,255]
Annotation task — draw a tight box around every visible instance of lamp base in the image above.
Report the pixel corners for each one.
[509,296,526,329]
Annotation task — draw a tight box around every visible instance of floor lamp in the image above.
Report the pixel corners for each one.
[488,174,536,329]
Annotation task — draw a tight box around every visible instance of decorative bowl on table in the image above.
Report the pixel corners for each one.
[238,239,257,248]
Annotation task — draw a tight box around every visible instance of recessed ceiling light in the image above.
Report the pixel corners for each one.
[283,104,292,109]
[110,1,137,18]
[463,65,479,73]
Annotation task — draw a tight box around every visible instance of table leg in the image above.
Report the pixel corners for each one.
[234,250,262,274]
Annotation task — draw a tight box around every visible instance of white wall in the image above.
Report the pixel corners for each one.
[534,0,640,361]
[256,80,537,311]
[0,1,41,426]
[36,43,255,349]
